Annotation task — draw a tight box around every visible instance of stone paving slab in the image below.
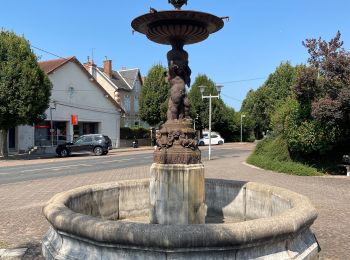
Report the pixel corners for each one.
[0,143,348,259]
[0,247,27,259]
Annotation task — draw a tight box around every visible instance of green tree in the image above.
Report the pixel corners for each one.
[139,64,169,126]
[0,30,52,157]
[287,31,350,154]
[241,62,298,138]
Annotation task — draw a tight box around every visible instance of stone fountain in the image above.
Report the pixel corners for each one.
[42,1,320,259]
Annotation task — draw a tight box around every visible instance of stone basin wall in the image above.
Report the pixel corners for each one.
[65,179,295,222]
[42,179,319,259]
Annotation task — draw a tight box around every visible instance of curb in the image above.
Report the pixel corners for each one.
[0,248,27,259]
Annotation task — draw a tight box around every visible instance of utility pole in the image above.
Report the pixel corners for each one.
[199,85,223,160]
[240,114,246,142]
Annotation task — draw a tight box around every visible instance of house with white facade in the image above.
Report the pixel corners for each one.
[8,56,124,153]
[84,59,146,128]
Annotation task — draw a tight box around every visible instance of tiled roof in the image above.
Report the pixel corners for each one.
[119,69,139,89]
[38,57,75,74]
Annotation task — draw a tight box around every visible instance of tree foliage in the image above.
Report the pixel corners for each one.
[286,31,350,154]
[241,62,298,138]
[139,64,169,126]
[0,30,52,156]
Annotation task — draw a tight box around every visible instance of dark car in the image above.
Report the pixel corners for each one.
[56,134,112,157]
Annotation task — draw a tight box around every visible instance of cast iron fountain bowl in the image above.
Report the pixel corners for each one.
[131,10,224,45]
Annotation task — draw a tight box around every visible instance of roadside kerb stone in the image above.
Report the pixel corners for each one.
[0,247,27,259]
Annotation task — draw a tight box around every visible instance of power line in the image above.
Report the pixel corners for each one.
[30,44,69,60]
[221,94,242,102]
[217,77,266,85]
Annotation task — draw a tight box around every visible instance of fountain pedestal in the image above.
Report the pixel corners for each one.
[150,163,206,224]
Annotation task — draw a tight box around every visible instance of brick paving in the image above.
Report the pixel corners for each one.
[0,143,349,259]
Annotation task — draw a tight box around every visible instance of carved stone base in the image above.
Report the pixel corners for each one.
[154,119,201,164]
[150,163,206,224]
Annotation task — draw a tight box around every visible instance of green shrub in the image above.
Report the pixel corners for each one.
[120,127,150,140]
[254,135,291,162]
[248,136,322,176]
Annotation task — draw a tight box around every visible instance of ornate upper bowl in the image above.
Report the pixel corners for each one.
[131,10,224,45]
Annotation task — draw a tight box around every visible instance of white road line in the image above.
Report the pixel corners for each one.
[100,158,135,164]
[20,164,92,173]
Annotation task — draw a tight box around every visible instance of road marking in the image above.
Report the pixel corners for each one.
[20,164,92,173]
[100,158,135,164]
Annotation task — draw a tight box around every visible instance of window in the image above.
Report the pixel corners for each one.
[83,136,93,142]
[75,137,84,144]
[134,96,139,112]
[94,136,103,141]
[134,80,141,92]
[124,95,131,112]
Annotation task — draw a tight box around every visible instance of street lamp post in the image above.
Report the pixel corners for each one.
[49,101,57,147]
[193,114,199,130]
[240,114,246,142]
[199,85,223,160]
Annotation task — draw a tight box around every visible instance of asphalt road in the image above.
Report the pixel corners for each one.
[0,146,249,185]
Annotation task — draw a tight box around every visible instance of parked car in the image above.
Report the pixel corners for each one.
[56,134,112,157]
[198,134,224,146]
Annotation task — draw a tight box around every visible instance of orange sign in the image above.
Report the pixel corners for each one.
[71,115,78,125]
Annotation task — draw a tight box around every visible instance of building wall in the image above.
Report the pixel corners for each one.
[93,67,117,100]
[17,125,34,152]
[120,77,145,127]
[9,61,121,152]
[47,62,121,147]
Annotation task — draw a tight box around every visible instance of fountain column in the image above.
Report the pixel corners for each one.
[131,0,224,225]
[150,41,206,224]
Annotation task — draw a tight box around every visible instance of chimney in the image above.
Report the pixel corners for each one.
[104,60,112,79]
[83,56,97,78]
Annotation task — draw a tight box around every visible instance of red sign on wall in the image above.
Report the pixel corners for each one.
[71,115,78,125]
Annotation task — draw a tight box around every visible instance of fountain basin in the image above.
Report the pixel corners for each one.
[132,10,224,45]
[42,179,319,259]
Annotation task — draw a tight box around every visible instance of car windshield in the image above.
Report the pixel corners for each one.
[74,137,84,144]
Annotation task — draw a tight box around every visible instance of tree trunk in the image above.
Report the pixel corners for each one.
[0,129,9,158]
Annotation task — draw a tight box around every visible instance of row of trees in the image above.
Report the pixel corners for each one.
[139,65,244,141]
[241,31,350,157]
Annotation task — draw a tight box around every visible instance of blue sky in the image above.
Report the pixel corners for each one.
[1,0,349,111]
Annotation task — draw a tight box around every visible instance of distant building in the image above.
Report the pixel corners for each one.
[7,56,124,153]
[84,59,147,128]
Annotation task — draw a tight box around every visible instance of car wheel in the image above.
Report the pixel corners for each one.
[60,149,69,157]
[94,146,103,156]
[199,141,205,146]
[218,141,224,145]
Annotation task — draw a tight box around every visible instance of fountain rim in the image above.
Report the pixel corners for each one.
[43,178,318,250]
[131,10,224,45]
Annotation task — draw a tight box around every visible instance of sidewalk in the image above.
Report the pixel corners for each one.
[0,143,348,259]
[0,146,154,168]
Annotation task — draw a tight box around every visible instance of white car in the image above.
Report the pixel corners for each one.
[198,134,224,146]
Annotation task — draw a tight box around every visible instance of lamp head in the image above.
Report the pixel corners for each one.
[215,85,223,95]
[199,85,206,95]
